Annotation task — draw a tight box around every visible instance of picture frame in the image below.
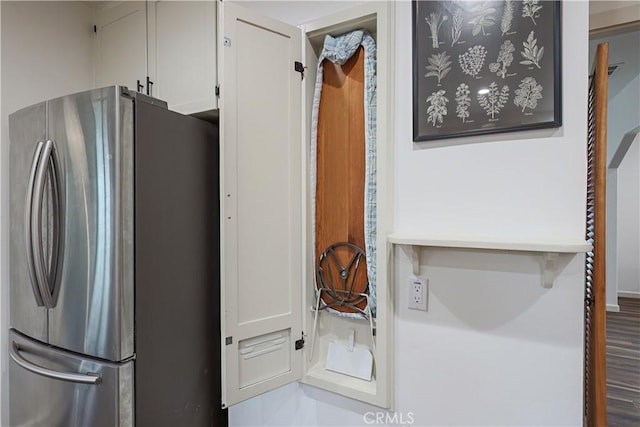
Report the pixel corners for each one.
[412,0,562,142]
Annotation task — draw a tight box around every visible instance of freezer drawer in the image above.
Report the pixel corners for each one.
[8,329,133,427]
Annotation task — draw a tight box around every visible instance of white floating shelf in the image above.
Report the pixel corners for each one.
[388,233,593,288]
[388,234,593,253]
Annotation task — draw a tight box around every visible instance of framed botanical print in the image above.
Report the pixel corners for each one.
[412,0,562,142]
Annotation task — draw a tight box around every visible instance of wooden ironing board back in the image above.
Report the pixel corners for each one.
[315,46,368,313]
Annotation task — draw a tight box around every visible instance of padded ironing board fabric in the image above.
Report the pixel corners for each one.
[310,30,377,318]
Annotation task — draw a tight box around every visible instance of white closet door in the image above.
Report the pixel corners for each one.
[95,2,147,91]
[219,2,303,407]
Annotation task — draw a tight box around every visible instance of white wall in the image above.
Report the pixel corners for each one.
[607,75,640,164]
[588,30,640,163]
[607,167,620,309]
[230,1,588,426]
[0,2,94,424]
[617,134,640,296]
[604,36,640,303]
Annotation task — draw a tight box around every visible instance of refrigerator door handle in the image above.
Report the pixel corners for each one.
[25,141,45,307]
[47,140,65,307]
[31,140,55,308]
[10,341,102,385]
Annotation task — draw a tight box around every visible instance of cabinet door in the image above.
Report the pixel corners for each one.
[95,2,147,92]
[149,1,218,113]
[219,2,303,407]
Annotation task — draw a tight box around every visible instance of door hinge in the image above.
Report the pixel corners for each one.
[225,336,232,345]
[215,85,220,97]
[294,61,306,80]
[295,333,304,350]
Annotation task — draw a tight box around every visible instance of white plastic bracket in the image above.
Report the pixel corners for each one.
[541,252,560,288]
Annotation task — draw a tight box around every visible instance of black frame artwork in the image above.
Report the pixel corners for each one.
[413,0,562,142]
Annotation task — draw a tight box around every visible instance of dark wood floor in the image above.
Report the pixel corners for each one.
[607,297,640,426]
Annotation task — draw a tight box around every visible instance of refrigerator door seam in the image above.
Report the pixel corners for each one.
[47,139,65,308]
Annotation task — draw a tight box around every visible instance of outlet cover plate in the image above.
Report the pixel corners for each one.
[408,276,428,311]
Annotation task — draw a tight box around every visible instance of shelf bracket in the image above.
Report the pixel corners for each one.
[399,244,421,276]
[412,246,421,276]
[541,252,560,288]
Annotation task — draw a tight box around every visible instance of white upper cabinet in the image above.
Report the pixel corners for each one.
[94,2,148,92]
[148,1,218,113]
[94,1,218,113]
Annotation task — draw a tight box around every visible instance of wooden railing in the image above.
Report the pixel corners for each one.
[584,42,608,427]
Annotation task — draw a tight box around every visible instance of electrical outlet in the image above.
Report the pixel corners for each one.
[408,277,428,311]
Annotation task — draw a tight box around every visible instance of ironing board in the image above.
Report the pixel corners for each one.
[310,30,377,319]
[315,46,368,313]
[308,31,378,364]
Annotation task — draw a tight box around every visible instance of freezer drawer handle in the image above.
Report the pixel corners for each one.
[10,341,102,385]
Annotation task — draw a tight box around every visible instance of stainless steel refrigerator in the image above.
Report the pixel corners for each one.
[8,86,226,426]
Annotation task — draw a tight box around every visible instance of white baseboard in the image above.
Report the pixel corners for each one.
[618,291,640,299]
[607,304,620,312]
